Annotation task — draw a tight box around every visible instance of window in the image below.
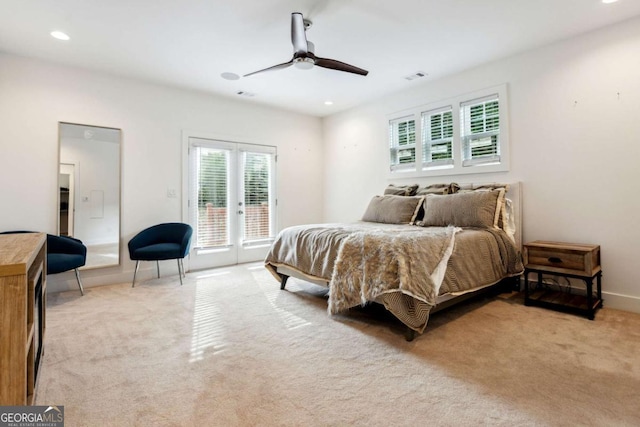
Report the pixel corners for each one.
[389,116,416,171]
[422,107,453,168]
[461,95,500,166]
[387,84,509,177]
[241,151,273,244]
[192,145,231,249]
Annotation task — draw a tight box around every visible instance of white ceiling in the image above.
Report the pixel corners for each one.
[2,0,640,117]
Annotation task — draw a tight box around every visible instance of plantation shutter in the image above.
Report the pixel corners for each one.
[389,116,417,171]
[422,107,453,167]
[241,150,274,246]
[189,142,231,249]
[460,94,500,166]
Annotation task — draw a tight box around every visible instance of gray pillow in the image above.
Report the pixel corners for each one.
[415,182,461,196]
[457,182,508,192]
[384,184,419,196]
[420,189,505,228]
[362,195,424,224]
[456,183,510,230]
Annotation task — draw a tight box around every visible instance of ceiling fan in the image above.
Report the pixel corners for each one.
[244,12,368,77]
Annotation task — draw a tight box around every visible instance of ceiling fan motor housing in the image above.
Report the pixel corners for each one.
[244,12,368,77]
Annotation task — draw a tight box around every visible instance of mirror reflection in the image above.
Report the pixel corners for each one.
[58,123,121,268]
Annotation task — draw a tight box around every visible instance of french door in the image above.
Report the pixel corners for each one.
[187,137,277,270]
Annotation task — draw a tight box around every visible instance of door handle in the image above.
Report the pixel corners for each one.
[238,210,244,215]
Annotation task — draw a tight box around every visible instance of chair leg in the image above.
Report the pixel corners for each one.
[180,258,186,277]
[132,260,140,288]
[156,260,160,278]
[74,268,84,296]
[177,259,183,286]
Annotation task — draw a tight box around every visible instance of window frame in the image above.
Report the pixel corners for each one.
[388,115,417,172]
[422,105,454,169]
[460,94,501,167]
[181,131,278,270]
[387,84,509,178]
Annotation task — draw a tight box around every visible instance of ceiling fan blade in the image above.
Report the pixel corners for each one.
[244,59,294,77]
[314,57,369,76]
[291,12,308,56]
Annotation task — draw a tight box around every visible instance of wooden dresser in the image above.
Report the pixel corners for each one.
[0,232,47,405]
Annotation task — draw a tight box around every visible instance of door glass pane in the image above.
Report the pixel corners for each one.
[242,151,272,243]
[196,147,229,248]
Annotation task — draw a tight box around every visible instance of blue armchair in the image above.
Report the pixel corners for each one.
[47,234,87,295]
[128,223,193,287]
[0,231,87,295]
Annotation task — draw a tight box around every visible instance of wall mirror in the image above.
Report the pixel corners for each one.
[58,122,121,269]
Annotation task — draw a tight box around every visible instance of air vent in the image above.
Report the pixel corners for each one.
[404,71,427,81]
[236,91,255,97]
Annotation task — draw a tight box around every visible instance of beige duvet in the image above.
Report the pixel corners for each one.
[265,222,523,332]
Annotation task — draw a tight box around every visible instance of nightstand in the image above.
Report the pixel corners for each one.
[523,241,603,320]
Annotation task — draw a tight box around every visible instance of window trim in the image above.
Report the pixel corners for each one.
[388,115,418,172]
[460,94,501,167]
[422,105,454,168]
[387,84,509,178]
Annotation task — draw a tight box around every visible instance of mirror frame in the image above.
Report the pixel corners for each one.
[57,122,122,269]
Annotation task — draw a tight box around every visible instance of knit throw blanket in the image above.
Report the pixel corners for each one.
[328,225,460,314]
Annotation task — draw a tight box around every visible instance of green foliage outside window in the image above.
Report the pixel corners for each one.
[244,153,270,206]
[198,151,227,209]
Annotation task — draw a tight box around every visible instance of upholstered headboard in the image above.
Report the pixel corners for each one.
[505,182,522,250]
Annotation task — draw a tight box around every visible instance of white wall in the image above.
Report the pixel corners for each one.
[0,53,324,292]
[322,17,640,312]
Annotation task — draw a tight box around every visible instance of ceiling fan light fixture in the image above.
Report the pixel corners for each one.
[294,57,315,70]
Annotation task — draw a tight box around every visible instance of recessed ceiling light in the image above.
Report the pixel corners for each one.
[50,31,70,41]
[221,72,240,81]
[324,101,334,106]
[602,0,618,4]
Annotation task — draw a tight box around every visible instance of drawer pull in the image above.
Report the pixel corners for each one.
[548,257,562,263]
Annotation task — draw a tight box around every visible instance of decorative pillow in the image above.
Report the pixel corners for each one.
[415,182,460,196]
[416,183,449,196]
[384,184,419,196]
[457,183,510,230]
[457,182,508,192]
[362,195,424,224]
[420,189,505,228]
[413,183,461,222]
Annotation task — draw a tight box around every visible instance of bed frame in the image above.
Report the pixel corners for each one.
[275,182,522,341]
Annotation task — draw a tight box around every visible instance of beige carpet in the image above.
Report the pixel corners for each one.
[37,263,640,426]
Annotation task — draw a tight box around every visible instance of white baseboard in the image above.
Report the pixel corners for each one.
[602,291,640,314]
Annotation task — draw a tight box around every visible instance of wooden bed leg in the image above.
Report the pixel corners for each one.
[405,327,417,342]
[280,274,289,290]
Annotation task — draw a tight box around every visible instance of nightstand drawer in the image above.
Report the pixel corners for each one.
[523,241,600,277]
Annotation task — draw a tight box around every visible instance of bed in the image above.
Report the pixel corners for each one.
[265,182,524,340]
